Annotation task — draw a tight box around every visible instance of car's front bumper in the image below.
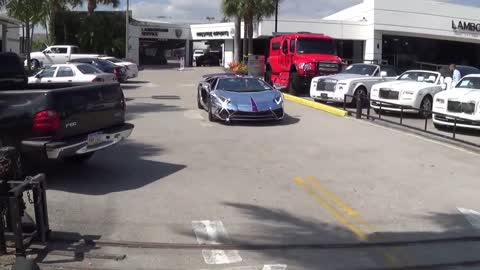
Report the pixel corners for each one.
[433,113,480,130]
[370,98,418,113]
[21,123,134,159]
[213,107,284,122]
[310,89,346,103]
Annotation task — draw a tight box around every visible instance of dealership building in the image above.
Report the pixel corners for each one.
[0,14,21,54]
[127,0,480,69]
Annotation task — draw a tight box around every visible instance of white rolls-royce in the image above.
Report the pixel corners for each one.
[310,64,399,105]
[433,74,480,130]
[370,70,443,117]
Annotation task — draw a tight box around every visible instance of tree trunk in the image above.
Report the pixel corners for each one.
[248,17,254,55]
[30,24,35,50]
[233,16,241,63]
[44,19,49,43]
[25,21,31,72]
[242,18,248,61]
[87,0,96,16]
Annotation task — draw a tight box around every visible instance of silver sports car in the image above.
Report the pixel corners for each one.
[197,74,284,122]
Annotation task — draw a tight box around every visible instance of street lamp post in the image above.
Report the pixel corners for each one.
[125,0,129,59]
[274,0,279,33]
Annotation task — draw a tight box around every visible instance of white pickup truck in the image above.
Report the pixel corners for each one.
[29,45,99,68]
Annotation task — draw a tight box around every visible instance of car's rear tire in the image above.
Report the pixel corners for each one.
[287,71,300,96]
[352,87,367,107]
[419,96,433,118]
[30,59,40,70]
[64,152,95,163]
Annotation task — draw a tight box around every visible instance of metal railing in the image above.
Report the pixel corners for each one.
[343,94,480,148]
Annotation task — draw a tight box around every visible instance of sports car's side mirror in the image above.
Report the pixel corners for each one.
[380,71,387,78]
[441,83,447,90]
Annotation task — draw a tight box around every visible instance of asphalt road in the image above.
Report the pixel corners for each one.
[36,67,480,270]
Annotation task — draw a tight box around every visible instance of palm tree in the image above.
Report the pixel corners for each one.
[246,0,278,55]
[85,0,119,16]
[7,0,49,70]
[221,0,242,63]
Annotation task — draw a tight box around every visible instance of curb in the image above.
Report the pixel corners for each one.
[283,94,348,117]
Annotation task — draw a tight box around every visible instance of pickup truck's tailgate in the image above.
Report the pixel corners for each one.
[50,83,125,139]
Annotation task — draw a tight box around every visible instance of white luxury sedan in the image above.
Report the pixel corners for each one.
[310,63,399,105]
[100,57,139,79]
[370,70,443,117]
[28,63,116,85]
[433,74,480,130]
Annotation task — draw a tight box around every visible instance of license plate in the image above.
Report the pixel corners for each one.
[87,132,103,146]
[321,93,329,99]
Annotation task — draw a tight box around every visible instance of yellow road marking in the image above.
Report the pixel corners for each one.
[294,177,367,240]
[283,94,348,117]
[294,177,402,266]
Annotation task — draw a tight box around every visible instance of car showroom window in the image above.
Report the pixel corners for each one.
[282,40,288,54]
[56,67,74,77]
[382,66,398,77]
[77,64,101,74]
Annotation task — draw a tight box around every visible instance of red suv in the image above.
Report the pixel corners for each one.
[265,33,342,95]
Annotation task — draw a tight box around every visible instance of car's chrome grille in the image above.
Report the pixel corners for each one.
[379,89,399,100]
[316,80,336,91]
[447,101,476,114]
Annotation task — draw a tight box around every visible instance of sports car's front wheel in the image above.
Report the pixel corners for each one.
[197,91,203,109]
[208,98,216,122]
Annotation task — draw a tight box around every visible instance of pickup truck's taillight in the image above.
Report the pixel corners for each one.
[33,110,60,134]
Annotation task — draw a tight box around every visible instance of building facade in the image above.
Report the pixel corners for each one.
[0,14,21,54]
[127,0,480,69]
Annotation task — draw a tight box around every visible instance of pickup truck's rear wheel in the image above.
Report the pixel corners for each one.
[287,71,300,96]
[64,152,95,163]
[30,59,40,70]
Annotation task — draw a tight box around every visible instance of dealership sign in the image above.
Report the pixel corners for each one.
[196,31,230,38]
[451,20,480,32]
[141,28,169,37]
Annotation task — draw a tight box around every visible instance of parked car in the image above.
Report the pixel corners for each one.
[0,52,27,90]
[0,53,133,172]
[100,57,139,79]
[28,63,117,87]
[370,70,443,117]
[195,52,220,67]
[29,45,99,69]
[197,74,284,122]
[68,58,128,82]
[310,63,399,105]
[193,49,204,64]
[265,32,343,95]
[433,74,480,130]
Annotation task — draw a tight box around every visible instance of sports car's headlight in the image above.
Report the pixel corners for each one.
[436,98,445,104]
[274,95,283,105]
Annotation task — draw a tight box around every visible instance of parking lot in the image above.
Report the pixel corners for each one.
[38,67,480,270]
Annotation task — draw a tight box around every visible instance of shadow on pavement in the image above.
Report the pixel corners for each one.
[151,95,181,100]
[174,202,480,270]
[123,80,149,84]
[126,102,184,121]
[121,84,143,90]
[43,142,186,195]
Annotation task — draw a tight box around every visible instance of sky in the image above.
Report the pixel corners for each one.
[91,0,480,23]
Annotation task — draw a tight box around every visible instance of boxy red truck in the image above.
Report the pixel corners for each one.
[265,32,342,95]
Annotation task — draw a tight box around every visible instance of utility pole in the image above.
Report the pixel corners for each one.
[274,0,279,33]
[125,0,129,59]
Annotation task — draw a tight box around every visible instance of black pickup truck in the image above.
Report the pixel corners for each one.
[0,52,134,171]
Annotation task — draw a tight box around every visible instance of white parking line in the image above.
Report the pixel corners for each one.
[458,207,480,229]
[198,264,287,270]
[262,264,288,270]
[192,220,242,264]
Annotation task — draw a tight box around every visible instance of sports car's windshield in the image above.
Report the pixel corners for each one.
[398,71,438,83]
[216,78,273,92]
[456,77,480,89]
[342,64,377,76]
